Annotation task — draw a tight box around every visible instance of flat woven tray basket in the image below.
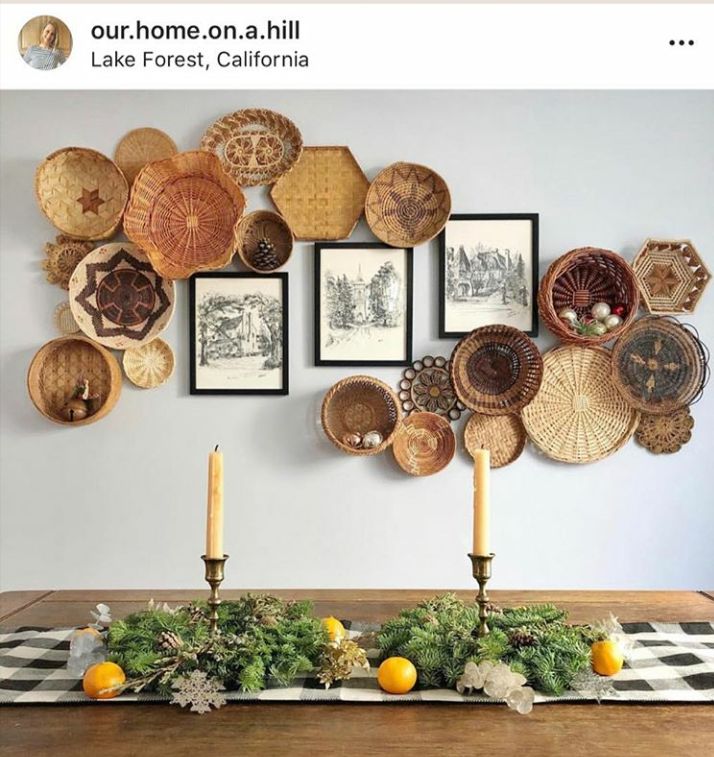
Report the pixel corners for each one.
[365,162,451,248]
[35,147,129,240]
[236,211,293,273]
[123,338,175,389]
[201,108,303,187]
[392,412,456,476]
[463,412,527,469]
[321,375,401,456]
[522,346,640,463]
[114,127,178,185]
[610,316,709,415]
[27,336,122,426]
[124,151,245,279]
[449,325,543,415]
[538,247,640,344]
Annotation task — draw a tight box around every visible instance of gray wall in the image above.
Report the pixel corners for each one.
[1,90,713,591]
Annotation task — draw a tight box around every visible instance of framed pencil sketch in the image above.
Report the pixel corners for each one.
[189,272,288,395]
[438,214,539,338]
[314,243,413,366]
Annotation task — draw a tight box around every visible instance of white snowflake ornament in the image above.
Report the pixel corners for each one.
[171,670,227,714]
[89,604,112,630]
[506,686,535,714]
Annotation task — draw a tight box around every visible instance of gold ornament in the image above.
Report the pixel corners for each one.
[43,236,94,289]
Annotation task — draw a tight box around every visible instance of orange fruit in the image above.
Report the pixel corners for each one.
[377,657,417,694]
[322,616,346,642]
[82,661,126,699]
[591,640,624,676]
[76,627,101,638]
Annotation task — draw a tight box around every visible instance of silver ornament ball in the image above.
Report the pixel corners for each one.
[591,302,611,321]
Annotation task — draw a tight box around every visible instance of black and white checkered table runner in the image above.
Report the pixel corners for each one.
[1,621,713,704]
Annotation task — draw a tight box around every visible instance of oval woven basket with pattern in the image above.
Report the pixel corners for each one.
[538,247,640,345]
[449,325,543,415]
[236,211,293,273]
[114,127,178,185]
[200,109,303,187]
[463,412,527,469]
[521,346,640,464]
[35,147,129,240]
[124,151,246,280]
[610,316,709,415]
[27,336,122,427]
[365,162,451,247]
[392,412,456,476]
[321,375,401,456]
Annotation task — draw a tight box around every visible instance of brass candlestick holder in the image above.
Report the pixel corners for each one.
[468,553,495,636]
[201,554,228,635]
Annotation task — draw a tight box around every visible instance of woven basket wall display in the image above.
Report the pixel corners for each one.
[201,109,303,187]
[123,338,175,389]
[53,302,80,335]
[449,325,543,415]
[124,151,246,279]
[635,408,694,454]
[42,236,94,289]
[69,243,175,350]
[610,316,709,415]
[27,336,122,426]
[114,127,178,185]
[521,346,640,464]
[398,356,464,421]
[35,147,129,240]
[365,162,451,248]
[270,147,369,241]
[538,247,640,345]
[632,239,711,314]
[236,211,293,273]
[392,412,456,476]
[464,413,527,469]
[321,375,401,456]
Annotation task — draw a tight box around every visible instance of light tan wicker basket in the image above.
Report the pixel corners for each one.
[123,338,174,389]
[114,127,178,185]
[27,336,122,426]
[392,412,456,476]
[124,151,246,279]
[321,375,401,456]
[463,412,527,469]
[365,162,451,248]
[270,147,369,240]
[53,302,79,335]
[236,211,293,273]
[35,147,129,240]
[521,346,640,464]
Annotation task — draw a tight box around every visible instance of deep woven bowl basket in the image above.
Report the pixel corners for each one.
[521,346,640,464]
[236,211,293,273]
[611,316,709,415]
[124,151,246,279]
[392,412,456,476]
[321,376,401,456]
[35,147,129,241]
[463,412,527,469]
[449,325,543,415]
[27,336,122,426]
[538,247,640,344]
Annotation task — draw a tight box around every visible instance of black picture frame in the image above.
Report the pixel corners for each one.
[189,272,289,395]
[314,242,414,367]
[438,213,539,338]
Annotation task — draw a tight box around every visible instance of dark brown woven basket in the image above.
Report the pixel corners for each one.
[449,325,543,415]
[538,247,640,345]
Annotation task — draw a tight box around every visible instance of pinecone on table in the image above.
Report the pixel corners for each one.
[508,629,537,649]
[158,630,184,652]
[251,238,280,271]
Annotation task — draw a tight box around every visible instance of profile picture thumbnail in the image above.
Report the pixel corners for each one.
[18,15,72,70]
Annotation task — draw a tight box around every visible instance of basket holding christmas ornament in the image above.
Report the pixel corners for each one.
[538,247,640,344]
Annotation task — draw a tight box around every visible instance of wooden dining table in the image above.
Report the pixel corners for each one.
[1,589,713,757]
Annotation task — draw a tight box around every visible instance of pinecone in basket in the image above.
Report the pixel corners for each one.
[158,630,185,652]
[252,238,280,271]
[508,629,537,649]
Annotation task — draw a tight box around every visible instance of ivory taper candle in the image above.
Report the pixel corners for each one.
[206,445,224,558]
[472,450,490,555]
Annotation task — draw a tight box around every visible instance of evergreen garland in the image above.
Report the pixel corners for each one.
[377,594,599,696]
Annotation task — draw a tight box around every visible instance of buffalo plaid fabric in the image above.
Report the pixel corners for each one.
[1,621,713,705]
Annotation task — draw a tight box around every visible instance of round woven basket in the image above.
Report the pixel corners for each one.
[464,412,527,469]
[392,412,456,476]
[521,346,640,464]
[42,236,95,290]
[321,375,401,456]
[27,336,122,426]
[635,408,694,454]
[200,108,303,187]
[365,162,451,247]
[397,355,464,421]
[114,127,178,185]
[35,147,129,240]
[53,302,80,335]
[123,338,174,389]
[611,316,709,415]
[124,151,246,279]
[449,325,543,415]
[538,247,640,344]
[236,211,293,273]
